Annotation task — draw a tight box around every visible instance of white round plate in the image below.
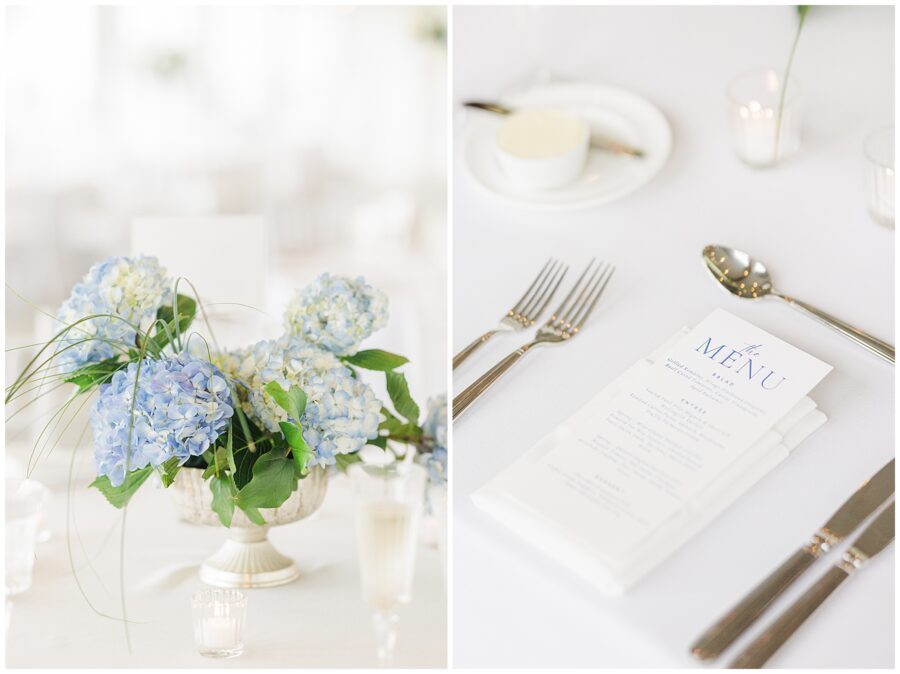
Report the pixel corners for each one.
[463,82,672,211]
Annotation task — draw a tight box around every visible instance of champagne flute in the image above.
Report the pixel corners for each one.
[349,462,427,667]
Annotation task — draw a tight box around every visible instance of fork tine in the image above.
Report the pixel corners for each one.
[571,264,615,332]
[522,262,565,321]
[568,262,611,328]
[559,261,603,326]
[511,258,554,314]
[526,262,568,321]
[518,259,559,318]
[549,258,595,325]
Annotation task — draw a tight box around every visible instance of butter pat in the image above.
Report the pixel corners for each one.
[495,109,589,190]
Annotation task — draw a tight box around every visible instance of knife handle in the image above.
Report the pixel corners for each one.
[691,546,820,660]
[728,565,849,669]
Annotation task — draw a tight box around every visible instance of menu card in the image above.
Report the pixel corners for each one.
[473,309,832,592]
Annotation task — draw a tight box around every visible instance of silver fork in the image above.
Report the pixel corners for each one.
[453,258,568,370]
[453,259,615,420]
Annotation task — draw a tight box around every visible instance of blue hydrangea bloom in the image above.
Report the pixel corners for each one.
[56,256,172,373]
[283,273,388,356]
[224,336,381,468]
[90,356,233,487]
[418,395,447,484]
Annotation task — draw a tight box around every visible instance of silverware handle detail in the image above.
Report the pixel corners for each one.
[453,331,498,370]
[691,547,819,660]
[453,344,534,420]
[776,294,895,364]
[462,101,513,115]
[596,139,645,158]
[728,565,849,669]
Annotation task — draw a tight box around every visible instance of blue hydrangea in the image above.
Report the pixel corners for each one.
[56,256,172,373]
[226,336,381,468]
[283,273,388,356]
[90,356,233,487]
[418,395,447,484]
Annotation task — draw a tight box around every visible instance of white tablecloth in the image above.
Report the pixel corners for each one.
[6,447,446,668]
[452,5,894,669]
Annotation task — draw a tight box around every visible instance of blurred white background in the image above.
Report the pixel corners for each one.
[6,5,447,456]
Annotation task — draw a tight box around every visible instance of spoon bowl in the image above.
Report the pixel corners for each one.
[702,244,773,299]
[701,244,894,363]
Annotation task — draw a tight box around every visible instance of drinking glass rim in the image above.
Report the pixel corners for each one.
[191,588,247,609]
[864,125,894,169]
[727,67,802,107]
[348,461,428,481]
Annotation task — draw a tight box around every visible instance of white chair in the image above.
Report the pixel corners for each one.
[130,215,270,350]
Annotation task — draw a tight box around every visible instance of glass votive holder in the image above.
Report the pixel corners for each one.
[191,588,247,659]
[864,126,894,228]
[6,479,47,595]
[729,68,801,168]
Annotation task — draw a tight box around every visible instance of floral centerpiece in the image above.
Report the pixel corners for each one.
[7,256,446,586]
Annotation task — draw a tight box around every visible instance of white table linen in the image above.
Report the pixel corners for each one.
[453,5,894,668]
[5,449,446,668]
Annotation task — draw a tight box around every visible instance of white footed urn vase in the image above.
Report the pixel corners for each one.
[171,466,328,588]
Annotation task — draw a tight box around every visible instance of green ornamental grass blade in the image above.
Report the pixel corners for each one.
[152,294,197,352]
[63,357,125,394]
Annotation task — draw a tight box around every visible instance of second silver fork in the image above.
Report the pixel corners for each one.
[453,259,615,420]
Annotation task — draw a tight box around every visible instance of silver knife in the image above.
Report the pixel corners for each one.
[691,459,895,660]
[462,100,645,158]
[728,501,894,668]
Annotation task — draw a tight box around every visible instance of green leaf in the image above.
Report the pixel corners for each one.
[367,436,388,449]
[264,382,307,421]
[64,357,123,393]
[279,421,312,476]
[334,453,362,472]
[240,505,266,526]
[264,380,291,413]
[151,294,196,352]
[210,474,237,527]
[90,467,153,508]
[385,371,420,423]
[201,430,237,480]
[343,349,409,372]
[233,443,258,489]
[288,386,307,420]
[159,457,181,488]
[378,406,421,443]
[236,450,298,510]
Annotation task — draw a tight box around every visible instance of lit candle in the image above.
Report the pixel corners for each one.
[201,616,239,650]
[728,69,801,168]
[191,589,246,658]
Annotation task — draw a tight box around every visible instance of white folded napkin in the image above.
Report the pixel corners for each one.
[473,328,827,594]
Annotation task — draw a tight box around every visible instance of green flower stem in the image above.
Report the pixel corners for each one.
[774,5,808,162]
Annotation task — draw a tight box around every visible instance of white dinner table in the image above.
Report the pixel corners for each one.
[452,5,894,669]
[5,444,447,668]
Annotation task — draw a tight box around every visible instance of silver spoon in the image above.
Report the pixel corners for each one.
[463,100,645,158]
[702,244,894,364]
